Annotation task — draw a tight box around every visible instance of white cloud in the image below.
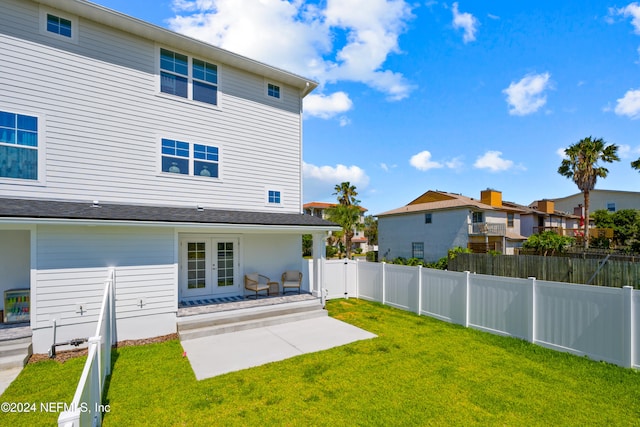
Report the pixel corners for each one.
[612,2,640,34]
[614,89,640,119]
[380,163,397,171]
[556,147,568,159]
[445,156,464,171]
[304,92,353,119]
[303,161,370,201]
[169,0,415,105]
[409,150,443,171]
[502,72,552,116]
[618,144,632,158]
[303,162,370,187]
[473,151,515,172]
[451,2,479,43]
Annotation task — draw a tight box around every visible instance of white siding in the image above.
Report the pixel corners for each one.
[31,225,176,352]
[0,0,303,213]
[379,209,469,262]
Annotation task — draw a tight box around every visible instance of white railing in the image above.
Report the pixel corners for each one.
[58,268,115,427]
[323,261,639,370]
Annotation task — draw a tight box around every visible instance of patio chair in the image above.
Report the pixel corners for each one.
[244,273,271,299]
[281,270,302,294]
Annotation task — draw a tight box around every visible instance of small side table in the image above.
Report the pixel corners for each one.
[267,281,280,295]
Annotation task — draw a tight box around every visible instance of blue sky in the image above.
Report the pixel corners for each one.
[93,0,640,215]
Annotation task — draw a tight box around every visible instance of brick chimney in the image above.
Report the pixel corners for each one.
[537,200,555,214]
[481,189,502,207]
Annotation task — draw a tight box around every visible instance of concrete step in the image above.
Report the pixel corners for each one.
[178,300,327,341]
[0,352,31,370]
[0,341,32,358]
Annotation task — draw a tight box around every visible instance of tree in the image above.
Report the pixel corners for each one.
[522,231,574,256]
[364,215,378,246]
[558,137,620,248]
[333,182,359,206]
[631,158,640,171]
[327,182,364,258]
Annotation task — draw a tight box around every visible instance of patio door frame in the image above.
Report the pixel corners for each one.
[178,234,242,300]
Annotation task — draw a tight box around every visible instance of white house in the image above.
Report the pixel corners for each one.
[378,189,527,262]
[0,0,337,353]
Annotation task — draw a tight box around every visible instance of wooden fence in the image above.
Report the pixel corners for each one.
[448,253,640,289]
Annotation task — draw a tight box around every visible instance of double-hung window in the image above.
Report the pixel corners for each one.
[160,49,218,106]
[507,213,514,228]
[161,138,219,178]
[0,111,38,180]
[472,211,484,223]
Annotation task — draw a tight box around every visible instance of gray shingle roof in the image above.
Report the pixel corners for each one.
[0,198,338,229]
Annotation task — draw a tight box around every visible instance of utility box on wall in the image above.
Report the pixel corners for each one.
[4,289,30,323]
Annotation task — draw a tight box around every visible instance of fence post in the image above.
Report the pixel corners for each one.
[528,277,536,344]
[382,262,386,305]
[464,271,470,328]
[417,265,423,316]
[623,286,634,368]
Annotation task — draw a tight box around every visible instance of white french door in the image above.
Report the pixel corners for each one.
[179,236,240,299]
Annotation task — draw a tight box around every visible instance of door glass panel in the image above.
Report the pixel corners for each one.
[217,241,234,287]
[187,242,206,289]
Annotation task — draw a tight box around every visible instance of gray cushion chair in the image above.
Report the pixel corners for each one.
[281,270,302,294]
[244,273,271,299]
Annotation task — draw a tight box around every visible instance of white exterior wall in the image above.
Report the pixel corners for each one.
[379,209,469,262]
[242,234,309,291]
[0,0,302,213]
[31,225,176,353]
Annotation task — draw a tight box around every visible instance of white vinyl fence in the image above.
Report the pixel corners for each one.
[323,260,639,370]
[58,269,115,427]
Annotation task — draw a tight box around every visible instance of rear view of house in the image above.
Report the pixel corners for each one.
[0,0,335,353]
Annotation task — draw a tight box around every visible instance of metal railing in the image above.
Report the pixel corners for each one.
[58,268,115,427]
[469,222,506,236]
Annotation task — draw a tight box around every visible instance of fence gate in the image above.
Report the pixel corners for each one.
[324,260,357,299]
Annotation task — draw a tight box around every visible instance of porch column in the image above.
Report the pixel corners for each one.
[311,232,327,299]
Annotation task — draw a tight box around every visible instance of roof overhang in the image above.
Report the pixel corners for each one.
[0,199,340,234]
[33,0,318,97]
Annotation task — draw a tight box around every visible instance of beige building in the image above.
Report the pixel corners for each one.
[552,190,640,215]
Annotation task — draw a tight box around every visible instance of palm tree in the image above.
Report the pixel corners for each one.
[558,136,620,248]
[328,182,364,258]
[333,182,359,206]
[631,158,640,171]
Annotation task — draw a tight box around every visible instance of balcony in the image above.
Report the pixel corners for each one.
[469,222,506,236]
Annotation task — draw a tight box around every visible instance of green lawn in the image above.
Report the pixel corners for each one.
[1,299,639,426]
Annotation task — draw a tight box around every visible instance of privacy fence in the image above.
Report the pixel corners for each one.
[449,253,640,288]
[58,268,115,427]
[322,260,639,370]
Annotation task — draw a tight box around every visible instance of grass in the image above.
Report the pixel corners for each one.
[1,299,639,426]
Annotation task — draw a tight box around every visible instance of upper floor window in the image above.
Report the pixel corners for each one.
[0,111,38,180]
[472,211,483,223]
[160,49,218,106]
[507,213,514,228]
[161,138,219,178]
[425,213,432,224]
[267,83,281,99]
[268,190,281,204]
[607,202,616,212]
[47,14,72,38]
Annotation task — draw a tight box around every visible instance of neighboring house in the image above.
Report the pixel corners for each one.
[303,202,370,253]
[552,190,640,215]
[508,200,581,237]
[0,0,337,353]
[378,189,527,262]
